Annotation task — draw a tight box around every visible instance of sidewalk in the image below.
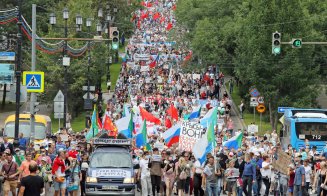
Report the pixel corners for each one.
[223,76,247,131]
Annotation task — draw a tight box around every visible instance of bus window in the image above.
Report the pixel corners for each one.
[295,122,327,141]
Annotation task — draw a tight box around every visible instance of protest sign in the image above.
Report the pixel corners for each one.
[140,66,150,72]
[179,120,203,152]
[154,142,165,151]
[152,154,162,162]
[134,54,150,61]
[272,149,292,174]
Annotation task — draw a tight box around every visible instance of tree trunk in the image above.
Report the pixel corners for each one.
[1,84,6,109]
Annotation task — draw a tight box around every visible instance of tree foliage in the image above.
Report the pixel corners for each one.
[0,0,137,117]
[176,0,326,129]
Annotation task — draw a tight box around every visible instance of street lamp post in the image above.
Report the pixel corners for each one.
[106,13,112,84]
[63,8,69,129]
[14,0,23,147]
[50,8,82,129]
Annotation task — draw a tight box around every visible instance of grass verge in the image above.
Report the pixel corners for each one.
[230,85,273,135]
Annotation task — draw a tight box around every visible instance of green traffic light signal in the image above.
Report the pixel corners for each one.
[292,38,302,48]
[112,43,118,50]
[273,47,281,54]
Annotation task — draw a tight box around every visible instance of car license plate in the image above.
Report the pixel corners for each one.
[102,185,118,190]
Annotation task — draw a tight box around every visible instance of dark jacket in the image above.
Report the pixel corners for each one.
[0,143,14,154]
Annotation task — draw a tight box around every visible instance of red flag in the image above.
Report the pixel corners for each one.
[149,60,156,68]
[146,2,152,7]
[172,4,177,10]
[160,17,165,24]
[153,12,160,20]
[103,114,118,137]
[139,106,161,125]
[166,22,173,31]
[165,117,172,128]
[184,51,192,61]
[167,104,178,121]
[141,12,148,20]
[97,118,102,129]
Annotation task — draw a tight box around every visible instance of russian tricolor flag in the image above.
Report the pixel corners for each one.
[162,124,181,147]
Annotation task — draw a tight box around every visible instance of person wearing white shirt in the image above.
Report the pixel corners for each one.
[192,160,205,196]
[138,152,152,196]
[261,155,272,196]
[303,159,312,193]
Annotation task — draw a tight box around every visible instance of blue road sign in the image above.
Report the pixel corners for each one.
[0,52,15,61]
[278,107,294,113]
[250,88,260,97]
[23,71,44,93]
[0,64,14,84]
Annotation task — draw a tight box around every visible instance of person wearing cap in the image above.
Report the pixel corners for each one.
[36,147,51,166]
[39,156,52,195]
[288,163,296,195]
[293,153,305,196]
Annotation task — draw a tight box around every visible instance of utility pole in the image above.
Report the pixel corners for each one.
[14,0,23,147]
[30,4,36,143]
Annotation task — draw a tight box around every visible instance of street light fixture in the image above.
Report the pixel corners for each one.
[113,7,118,13]
[63,8,69,19]
[98,8,103,18]
[96,23,102,33]
[86,18,92,27]
[106,14,111,22]
[76,14,83,25]
[49,13,56,25]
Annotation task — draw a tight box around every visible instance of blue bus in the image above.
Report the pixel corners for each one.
[281,108,327,152]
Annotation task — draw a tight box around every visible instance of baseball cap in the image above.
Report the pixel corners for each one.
[41,157,47,162]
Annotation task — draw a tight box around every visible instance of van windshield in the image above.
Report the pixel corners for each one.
[90,152,132,168]
[4,122,46,139]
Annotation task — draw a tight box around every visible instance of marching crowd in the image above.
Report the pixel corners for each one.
[1,1,326,196]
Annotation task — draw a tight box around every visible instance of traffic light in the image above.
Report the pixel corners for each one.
[292,38,302,48]
[110,27,119,50]
[272,32,281,55]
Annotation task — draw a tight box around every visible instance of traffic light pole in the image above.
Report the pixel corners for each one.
[14,0,23,147]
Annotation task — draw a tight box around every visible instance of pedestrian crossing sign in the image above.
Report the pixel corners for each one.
[23,71,44,92]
